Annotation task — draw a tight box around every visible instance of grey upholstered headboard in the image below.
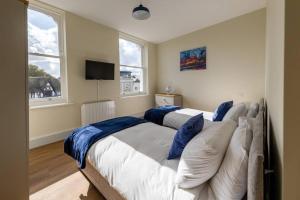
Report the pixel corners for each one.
[247,99,265,200]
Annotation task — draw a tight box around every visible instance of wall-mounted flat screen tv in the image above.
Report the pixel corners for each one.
[85,60,115,80]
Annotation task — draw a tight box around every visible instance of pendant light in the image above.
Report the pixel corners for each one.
[132,4,151,20]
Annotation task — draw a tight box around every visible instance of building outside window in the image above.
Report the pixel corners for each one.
[119,35,147,96]
[28,1,67,106]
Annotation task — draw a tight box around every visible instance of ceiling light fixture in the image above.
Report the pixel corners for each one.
[132,4,151,20]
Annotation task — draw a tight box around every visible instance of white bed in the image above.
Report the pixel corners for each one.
[81,101,265,200]
[87,122,215,200]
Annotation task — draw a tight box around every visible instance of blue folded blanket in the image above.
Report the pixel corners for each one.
[144,105,181,125]
[64,116,147,169]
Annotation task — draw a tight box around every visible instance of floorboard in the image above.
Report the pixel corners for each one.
[29,141,105,200]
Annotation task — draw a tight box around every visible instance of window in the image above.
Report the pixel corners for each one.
[28,2,67,106]
[119,35,147,96]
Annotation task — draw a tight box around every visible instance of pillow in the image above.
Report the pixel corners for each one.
[223,103,247,123]
[167,113,204,159]
[248,111,264,200]
[210,119,253,200]
[247,102,259,118]
[212,101,233,121]
[176,120,237,188]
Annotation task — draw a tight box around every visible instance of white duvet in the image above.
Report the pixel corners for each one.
[87,122,215,200]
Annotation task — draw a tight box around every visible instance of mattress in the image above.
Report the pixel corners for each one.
[87,122,215,200]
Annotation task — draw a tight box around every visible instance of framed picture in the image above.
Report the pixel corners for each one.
[180,47,206,71]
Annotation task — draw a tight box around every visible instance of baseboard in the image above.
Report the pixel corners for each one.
[29,129,74,149]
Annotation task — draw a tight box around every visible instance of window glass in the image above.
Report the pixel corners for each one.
[28,9,59,56]
[119,37,146,96]
[119,38,142,67]
[120,66,144,95]
[28,55,61,98]
[28,5,66,104]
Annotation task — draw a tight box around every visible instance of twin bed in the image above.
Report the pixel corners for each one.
[65,100,266,200]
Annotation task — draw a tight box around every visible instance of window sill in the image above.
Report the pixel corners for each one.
[30,102,74,110]
[121,93,149,99]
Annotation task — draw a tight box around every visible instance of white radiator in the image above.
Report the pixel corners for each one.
[81,100,116,126]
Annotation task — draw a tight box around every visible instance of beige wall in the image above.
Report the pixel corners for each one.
[29,12,157,139]
[266,0,300,199]
[265,0,285,199]
[283,1,300,199]
[0,0,29,199]
[156,9,266,111]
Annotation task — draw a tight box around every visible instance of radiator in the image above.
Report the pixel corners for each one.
[81,100,116,126]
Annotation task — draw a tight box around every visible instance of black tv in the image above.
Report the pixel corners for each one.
[85,60,115,80]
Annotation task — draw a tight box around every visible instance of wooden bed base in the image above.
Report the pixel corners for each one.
[81,161,126,200]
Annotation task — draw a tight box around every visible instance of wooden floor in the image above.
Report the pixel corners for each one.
[29,141,105,200]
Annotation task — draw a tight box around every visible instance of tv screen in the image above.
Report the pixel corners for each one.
[85,60,115,80]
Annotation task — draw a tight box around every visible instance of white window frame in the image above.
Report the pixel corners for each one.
[119,33,148,97]
[28,1,68,107]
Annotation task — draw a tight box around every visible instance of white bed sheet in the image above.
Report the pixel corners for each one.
[87,122,215,200]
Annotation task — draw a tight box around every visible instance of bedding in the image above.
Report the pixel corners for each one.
[176,120,237,189]
[223,103,247,123]
[247,111,264,200]
[212,101,233,121]
[144,105,181,125]
[210,118,253,199]
[163,108,214,130]
[66,98,264,200]
[247,103,259,118]
[87,122,216,200]
[168,113,204,159]
[64,116,147,168]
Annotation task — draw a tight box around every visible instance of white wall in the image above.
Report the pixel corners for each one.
[0,0,29,199]
[265,0,285,198]
[266,1,300,199]
[29,12,157,141]
[156,9,266,111]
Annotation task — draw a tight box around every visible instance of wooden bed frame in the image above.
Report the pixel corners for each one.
[81,161,126,200]
[80,101,267,200]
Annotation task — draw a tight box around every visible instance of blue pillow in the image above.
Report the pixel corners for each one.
[212,101,233,121]
[167,113,204,160]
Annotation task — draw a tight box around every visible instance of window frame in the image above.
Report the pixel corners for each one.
[119,33,148,97]
[28,1,68,107]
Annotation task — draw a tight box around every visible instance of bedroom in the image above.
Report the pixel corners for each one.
[1,0,300,200]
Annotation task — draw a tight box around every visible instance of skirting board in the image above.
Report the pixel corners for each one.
[29,129,74,149]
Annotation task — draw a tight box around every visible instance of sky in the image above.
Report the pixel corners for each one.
[28,8,60,78]
[119,38,142,67]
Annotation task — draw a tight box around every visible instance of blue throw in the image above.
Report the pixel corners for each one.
[144,105,181,125]
[64,116,147,169]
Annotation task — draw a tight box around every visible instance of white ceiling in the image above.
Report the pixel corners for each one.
[39,0,266,43]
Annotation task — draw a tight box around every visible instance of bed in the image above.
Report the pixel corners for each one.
[67,100,265,200]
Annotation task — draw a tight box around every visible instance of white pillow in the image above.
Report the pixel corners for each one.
[176,120,237,188]
[246,102,259,118]
[210,119,253,200]
[223,103,247,123]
